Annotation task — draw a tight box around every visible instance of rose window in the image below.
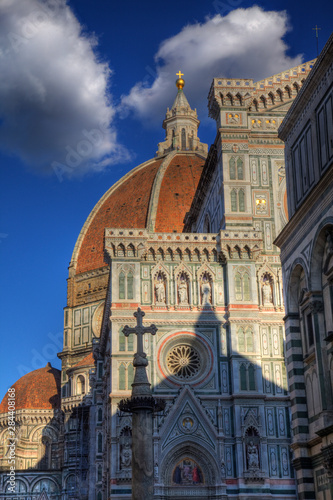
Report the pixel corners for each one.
[166,345,201,379]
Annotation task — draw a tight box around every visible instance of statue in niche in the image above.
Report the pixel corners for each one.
[178,275,188,304]
[182,417,193,431]
[120,441,131,468]
[262,278,272,305]
[155,274,165,304]
[120,428,132,469]
[247,440,259,469]
[201,275,211,305]
[220,460,226,478]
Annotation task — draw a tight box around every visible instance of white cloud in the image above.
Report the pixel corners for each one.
[0,0,129,179]
[120,6,303,124]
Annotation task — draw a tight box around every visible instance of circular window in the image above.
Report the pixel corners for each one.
[158,332,214,386]
[166,345,200,379]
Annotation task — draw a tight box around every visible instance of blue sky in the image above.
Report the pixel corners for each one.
[0,0,332,401]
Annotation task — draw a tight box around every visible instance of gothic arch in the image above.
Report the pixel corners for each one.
[5,478,28,493]
[30,424,58,443]
[286,260,309,315]
[226,92,233,105]
[31,477,60,493]
[117,243,125,257]
[235,92,242,105]
[152,263,169,306]
[76,374,86,395]
[160,442,219,487]
[309,221,333,289]
[127,243,135,257]
[234,265,251,301]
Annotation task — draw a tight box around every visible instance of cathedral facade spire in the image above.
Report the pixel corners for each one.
[157,72,208,156]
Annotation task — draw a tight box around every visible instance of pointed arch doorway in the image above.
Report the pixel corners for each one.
[159,443,223,500]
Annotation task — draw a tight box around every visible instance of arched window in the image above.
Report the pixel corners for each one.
[6,479,27,493]
[243,273,250,300]
[246,328,254,352]
[119,272,125,299]
[231,189,237,212]
[97,433,103,454]
[235,273,242,301]
[128,363,134,388]
[229,157,236,179]
[127,244,135,257]
[97,464,102,482]
[32,478,58,493]
[248,364,256,390]
[127,273,133,300]
[119,364,126,390]
[97,492,102,500]
[237,158,244,180]
[181,128,186,149]
[117,244,125,257]
[77,375,85,395]
[240,364,247,390]
[238,189,245,212]
[119,333,125,351]
[66,475,76,494]
[127,334,134,351]
[235,269,251,301]
[238,328,245,352]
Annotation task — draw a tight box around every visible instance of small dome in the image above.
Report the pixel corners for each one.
[0,363,61,413]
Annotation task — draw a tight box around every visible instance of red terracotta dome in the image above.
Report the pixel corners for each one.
[0,363,61,413]
[72,152,206,275]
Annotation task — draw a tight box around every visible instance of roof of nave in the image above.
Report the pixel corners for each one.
[72,151,206,275]
[0,363,61,413]
[72,352,95,369]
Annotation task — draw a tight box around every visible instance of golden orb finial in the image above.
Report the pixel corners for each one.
[176,70,185,90]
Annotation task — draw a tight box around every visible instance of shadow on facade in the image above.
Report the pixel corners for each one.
[1,401,63,498]
[112,303,293,500]
[1,311,292,500]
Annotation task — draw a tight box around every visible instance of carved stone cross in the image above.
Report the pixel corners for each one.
[123,308,157,397]
[123,307,157,356]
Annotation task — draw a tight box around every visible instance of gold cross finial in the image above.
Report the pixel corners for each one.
[312,25,321,55]
[312,25,321,37]
[176,70,184,79]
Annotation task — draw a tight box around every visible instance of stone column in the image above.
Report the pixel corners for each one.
[118,308,165,500]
